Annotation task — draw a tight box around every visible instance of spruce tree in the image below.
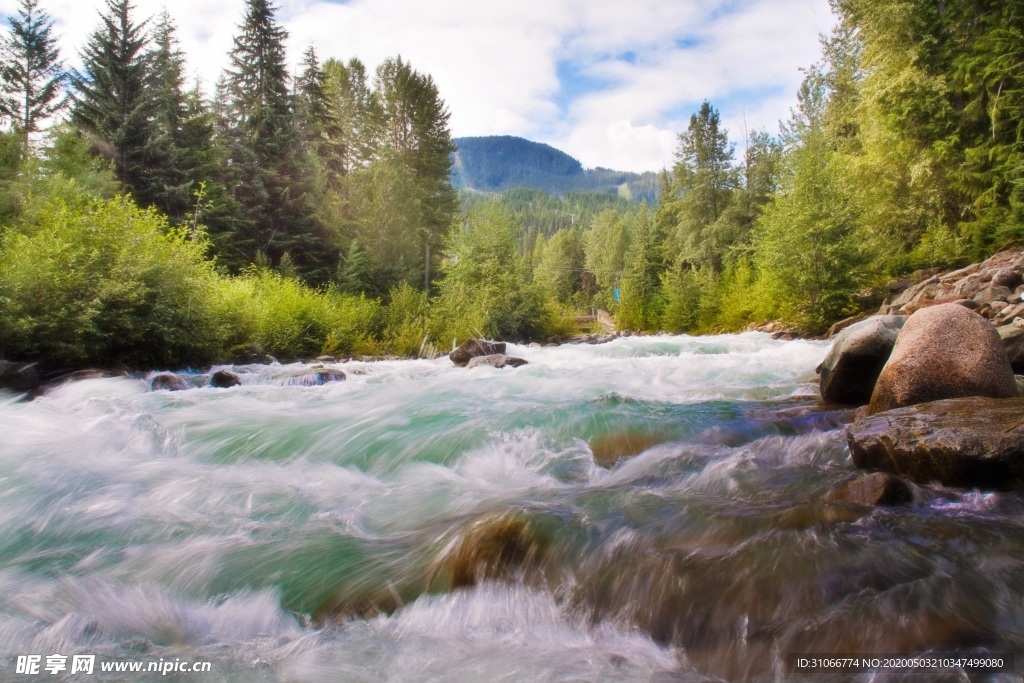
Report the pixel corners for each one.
[222,0,319,275]
[0,0,67,148]
[71,0,159,205]
[146,10,192,222]
[663,101,739,272]
[371,56,457,292]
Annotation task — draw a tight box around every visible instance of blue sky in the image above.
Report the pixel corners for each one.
[1,0,836,172]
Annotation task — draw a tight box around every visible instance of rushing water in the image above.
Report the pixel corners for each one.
[1,333,1022,682]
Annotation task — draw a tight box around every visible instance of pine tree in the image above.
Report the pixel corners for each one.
[0,0,67,148]
[71,0,159,204]
[222,0,319,276]
[663,101,739,272]
[372,56,457,292]
[146,10,192,222]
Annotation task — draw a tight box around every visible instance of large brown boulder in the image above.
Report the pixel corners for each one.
[848,397,1024,490]
[868,303,1017,414]
[449,339,506,366]
[817,316,907,405]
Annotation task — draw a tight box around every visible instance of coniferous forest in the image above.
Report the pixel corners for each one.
[1,0,1023,370]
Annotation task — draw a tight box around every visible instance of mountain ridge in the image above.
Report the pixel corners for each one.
[451,135,660,203]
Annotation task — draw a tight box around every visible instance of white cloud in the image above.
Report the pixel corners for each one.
[1,0,835,172]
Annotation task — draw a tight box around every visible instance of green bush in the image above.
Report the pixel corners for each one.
[210,270,383,361]
[0,195,223,367]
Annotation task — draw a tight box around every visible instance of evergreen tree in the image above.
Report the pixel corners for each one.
[663,101,739,272]
[146,11,193,222]
[751,67,871,332]
[372,56,457,292]
[617,207,663,330]
[293,45,341,281]
[222,0,318,275]
[534,228,584,304]
[71,0,159,205]
[0,0,67,148]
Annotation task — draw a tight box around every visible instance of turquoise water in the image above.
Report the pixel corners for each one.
[0,334,1021,681]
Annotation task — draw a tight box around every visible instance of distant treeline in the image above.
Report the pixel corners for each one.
[1,0,1022,371]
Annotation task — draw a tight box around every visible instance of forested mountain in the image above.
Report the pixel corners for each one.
[452,135,660,202]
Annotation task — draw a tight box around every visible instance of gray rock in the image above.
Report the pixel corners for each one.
[848,396,1024,490]
[817,316,907,405]
[868,304,1017,414]
[466,354,528,369]
[993,268,1022,289]
[210,369,241,388]
[150,372,190,391]
[971,285,1013,306]
[449,339,506,367]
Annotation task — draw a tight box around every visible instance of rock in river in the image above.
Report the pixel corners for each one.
[817,315,906,405]
[465,354,528,369]
[847,396,1024,490]
[449,339,506,367]
[868,303,1017,414]
[149,372,190,391]
[822,472,914,507]
[210,369,241,388]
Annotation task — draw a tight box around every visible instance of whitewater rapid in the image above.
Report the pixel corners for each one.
[1,334,1020,681]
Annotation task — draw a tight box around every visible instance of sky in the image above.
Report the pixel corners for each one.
[1,0,836,173]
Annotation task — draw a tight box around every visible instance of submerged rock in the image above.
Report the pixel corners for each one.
[822,472,913,507]
[275,369,346,386]
[209,369,241,388]
[149,372,190,392]
[437,512,548,589]
[465,353,528,369]
[589,429,669,467]
[0,360,40,393]
[868,303,1016,414]
[449,339,506,367]
[848,396,1024,490]
[817,315,906,405]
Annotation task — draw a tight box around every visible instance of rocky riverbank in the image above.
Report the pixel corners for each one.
[819,249,1024,493]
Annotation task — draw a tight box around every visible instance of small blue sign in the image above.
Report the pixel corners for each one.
[614,287,621,303]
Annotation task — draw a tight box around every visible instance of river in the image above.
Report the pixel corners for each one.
[1,333,1021,681]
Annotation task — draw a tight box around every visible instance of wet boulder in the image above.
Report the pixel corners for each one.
[822,472,913,507]
[0,360,40,393]
[437,512,547,589]
[149,372,190,391]
[449,339,506,367]
[868,303,1017,414]
[589,429,668,467]
[848,396,1024,490]
[209,369,241,388]
[817,316,907,405]
[465,354,528,369]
